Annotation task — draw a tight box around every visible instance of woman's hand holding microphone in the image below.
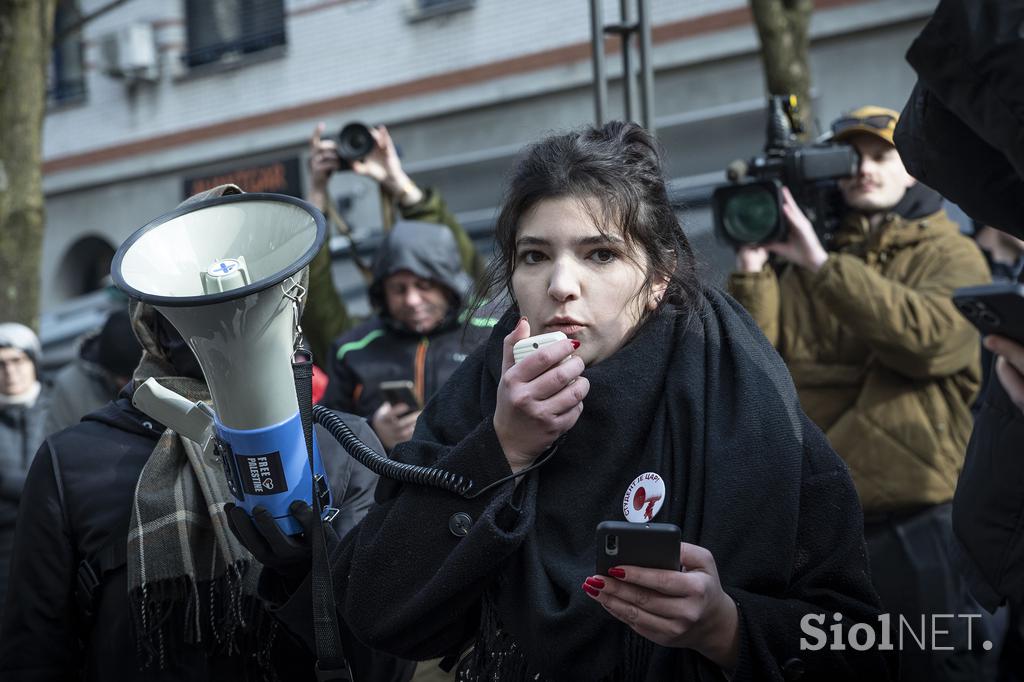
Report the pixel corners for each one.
[493,317,589,472]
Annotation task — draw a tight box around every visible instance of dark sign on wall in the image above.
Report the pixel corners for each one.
[183,158,302,198]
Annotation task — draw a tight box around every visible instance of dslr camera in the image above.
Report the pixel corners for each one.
[712,95,857,247]
[336,122,376,170]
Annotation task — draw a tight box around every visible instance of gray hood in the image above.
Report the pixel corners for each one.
[368,220,473,316]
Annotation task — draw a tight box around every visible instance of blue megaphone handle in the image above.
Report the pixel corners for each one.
[217,411,330,535]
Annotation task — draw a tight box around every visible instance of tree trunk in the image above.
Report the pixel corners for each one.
[749,0,815,138]
[0,0,57,330]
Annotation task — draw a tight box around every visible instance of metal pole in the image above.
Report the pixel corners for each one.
[637,0,655,135]
[619,0,634,122]
[589,0,608,126]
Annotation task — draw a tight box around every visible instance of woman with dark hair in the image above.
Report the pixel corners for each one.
[240,122,890,680]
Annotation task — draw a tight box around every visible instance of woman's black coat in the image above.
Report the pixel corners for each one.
[273,294,892,681]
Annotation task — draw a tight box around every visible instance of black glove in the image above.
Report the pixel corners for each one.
[226,500,338,588]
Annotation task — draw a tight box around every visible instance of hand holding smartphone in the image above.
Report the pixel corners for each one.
[596,521,681,574]
[379,380,422,410]
[952,283,1024,345]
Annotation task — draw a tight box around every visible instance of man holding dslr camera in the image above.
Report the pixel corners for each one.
[728,106,992,681]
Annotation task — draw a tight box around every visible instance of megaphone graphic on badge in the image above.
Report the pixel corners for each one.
[112,192,332,534]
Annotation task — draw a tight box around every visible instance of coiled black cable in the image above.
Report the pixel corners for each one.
[312,404,474,496]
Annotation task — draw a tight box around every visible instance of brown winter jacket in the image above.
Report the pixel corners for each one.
[728,190,990,512]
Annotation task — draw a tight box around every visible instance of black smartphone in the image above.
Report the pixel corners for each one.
[952,283,1024,345]
[379,380,422,410]
[595,521,681,575]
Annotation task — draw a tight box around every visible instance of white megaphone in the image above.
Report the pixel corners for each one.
[111,192,330,534]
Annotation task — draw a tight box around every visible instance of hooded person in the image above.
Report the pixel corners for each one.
[893,0,1024,243]
[892,3,1024,674]
[0,322,49,615]
[45,307,143,434]
[0,186,413,682]
[320,219,495,452]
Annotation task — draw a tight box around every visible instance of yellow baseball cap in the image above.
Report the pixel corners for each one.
[831,105,900,146]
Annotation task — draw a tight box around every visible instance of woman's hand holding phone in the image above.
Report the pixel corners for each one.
[583,542,740,674]
[494,317,589,472]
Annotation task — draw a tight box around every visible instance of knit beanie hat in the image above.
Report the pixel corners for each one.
[96,309,143,377]
[0,322,42,370]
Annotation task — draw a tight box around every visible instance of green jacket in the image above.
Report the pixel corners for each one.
[302,187,482,363]
[728,200,990,512]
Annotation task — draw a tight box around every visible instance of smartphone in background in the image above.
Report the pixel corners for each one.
[952,283,1024,345]
[379,380,422,410]
[513,331,567,364]
[596,521,681,575]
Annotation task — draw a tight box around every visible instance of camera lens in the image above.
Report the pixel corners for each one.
[980,310,1001,327]
[959,300,1001,328]
[723,188,780,244]
[337,122,376,164]
[605,534,618,555]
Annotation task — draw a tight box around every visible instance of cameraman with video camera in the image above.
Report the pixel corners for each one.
[727,105,992,681]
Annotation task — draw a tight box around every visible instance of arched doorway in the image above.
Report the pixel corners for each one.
[55,235,116,302]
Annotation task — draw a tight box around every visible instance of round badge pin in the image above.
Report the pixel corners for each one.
[622,472,666,523]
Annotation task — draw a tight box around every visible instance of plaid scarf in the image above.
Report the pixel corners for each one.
[124,186,278,676]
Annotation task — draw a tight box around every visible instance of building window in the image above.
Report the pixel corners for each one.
[184,0,286,69]
[405,0,476,23]
[49,0,87,104]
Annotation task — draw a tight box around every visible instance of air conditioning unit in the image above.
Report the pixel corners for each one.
[99,23,159,83]
[404,0,476,23]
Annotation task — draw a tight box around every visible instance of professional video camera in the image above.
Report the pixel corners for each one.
[336,122,376,169]
[712,95,857,247]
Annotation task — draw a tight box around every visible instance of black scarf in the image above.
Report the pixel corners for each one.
[439,287,809,680]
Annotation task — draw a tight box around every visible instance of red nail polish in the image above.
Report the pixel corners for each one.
[608,567,626,579]
[581,582,600,597]
[570,339,581,349]
[585,576,605,590]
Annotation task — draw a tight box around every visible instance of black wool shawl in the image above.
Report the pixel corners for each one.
[356,287,886,681]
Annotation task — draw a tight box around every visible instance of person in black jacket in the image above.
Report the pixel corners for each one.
[233,122,892,681]
[320,219,493,451]
[893,1,1024,676]
[45,307,142,434]
[0,301,411,682]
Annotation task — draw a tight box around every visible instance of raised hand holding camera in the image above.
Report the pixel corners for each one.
[765,186,830,272]
[494,318,588,473]
[347,124,423,206]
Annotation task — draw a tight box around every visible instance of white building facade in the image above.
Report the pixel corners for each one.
[41,0,937,310]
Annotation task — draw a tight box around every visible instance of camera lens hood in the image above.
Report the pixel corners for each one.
[337,122,375,163]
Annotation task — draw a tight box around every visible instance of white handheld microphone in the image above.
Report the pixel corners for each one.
[513,331,569,364]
